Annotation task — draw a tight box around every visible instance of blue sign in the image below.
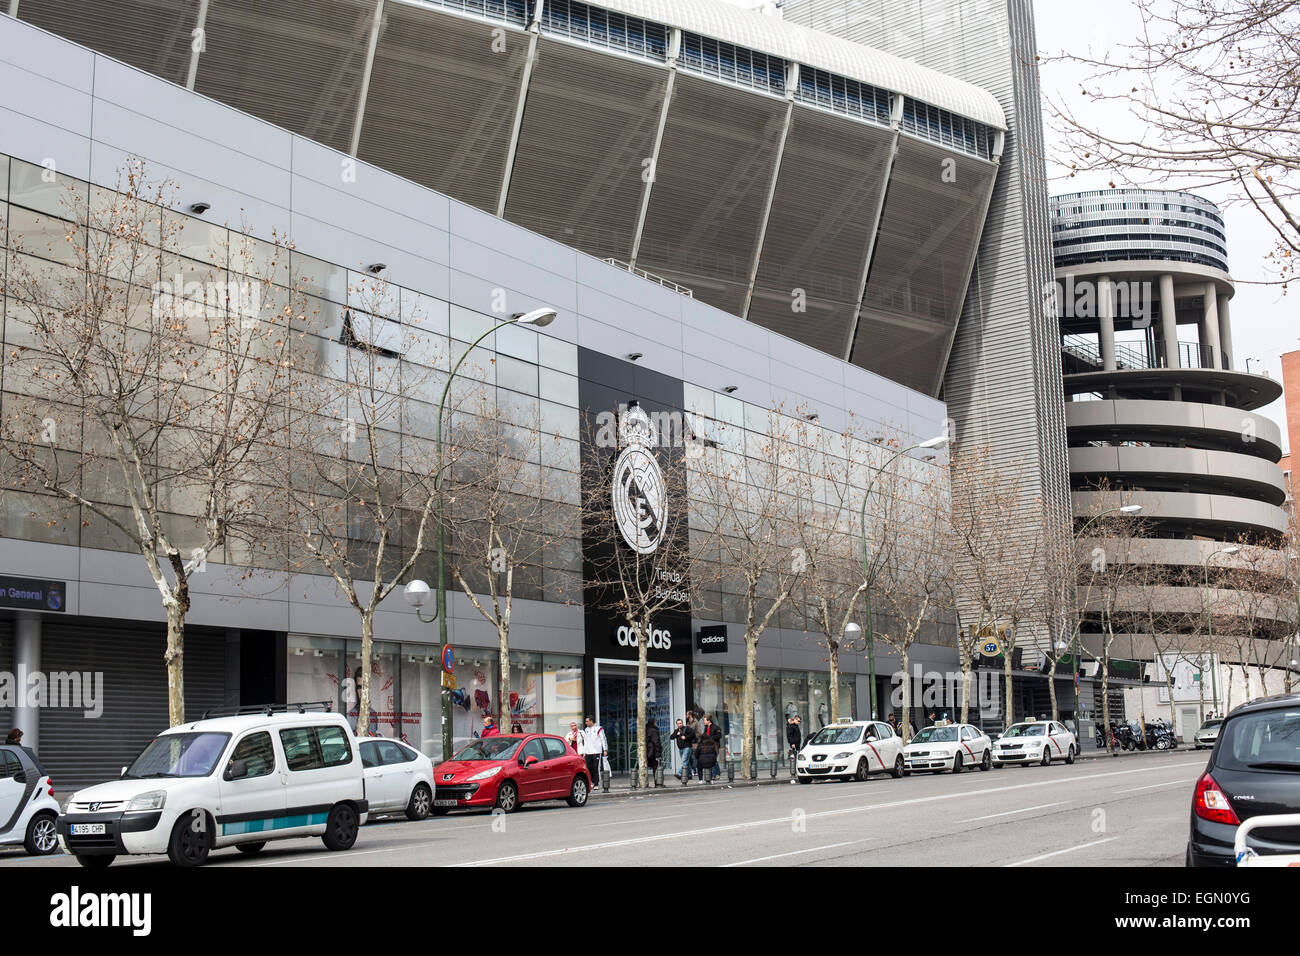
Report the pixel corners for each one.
[442,645,454,674]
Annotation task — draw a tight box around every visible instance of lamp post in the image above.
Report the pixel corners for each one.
[1069,503,1142,745]
[858,433,947,720]
[403,307,557,761]
[1202,544,1239,718]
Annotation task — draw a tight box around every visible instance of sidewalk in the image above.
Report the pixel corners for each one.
[587,746,1191,801]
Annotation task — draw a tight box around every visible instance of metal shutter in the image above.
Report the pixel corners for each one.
[0,619,12,736]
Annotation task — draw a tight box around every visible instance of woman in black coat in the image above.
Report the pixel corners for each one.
[645,720,663,776]
[695,728,719,781]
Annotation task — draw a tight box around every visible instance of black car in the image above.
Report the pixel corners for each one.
[1187,693,1300,866]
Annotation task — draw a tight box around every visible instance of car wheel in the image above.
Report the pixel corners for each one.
[406,783,433,821]
[567,774,590,808]
[1065,745,1076,765]
[952,751,964,774]
[495,780,520,813]
[24,812,59,855]
[235,841,267,855]
[980,749,992,771]
[892,755,905,779]
[1040,746,1052,767]
[167,813,211,867]
[322,803,360,851]
[76,855,114,869]
[854,757,870,782]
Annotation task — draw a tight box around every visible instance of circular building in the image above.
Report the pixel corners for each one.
[1050,189,1292,728]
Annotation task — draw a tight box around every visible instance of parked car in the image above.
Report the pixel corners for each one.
[903,723,993,773]
[992,720,1077,767]
[796,720,904,783]
[0,743,60,856]
[1187,694,1300,867]
[1194,718,1223,750]
[359,737,434,820]
[432,734,590,814]
[57,705,368,868]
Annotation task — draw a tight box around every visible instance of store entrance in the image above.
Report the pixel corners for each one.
[596,663,679,777]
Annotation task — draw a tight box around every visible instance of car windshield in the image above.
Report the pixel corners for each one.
[1002,724,1045,737]
[1200,720,1222,730]
[808,726,862,746]
[911,727,959,743]
[451,737,524,762]
[125,732,231,778]
[1215,708,1300,773]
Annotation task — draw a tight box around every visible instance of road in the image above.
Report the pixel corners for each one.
[0,751,1204,868]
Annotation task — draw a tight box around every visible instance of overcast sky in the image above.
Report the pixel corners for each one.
[717,0,1294,447]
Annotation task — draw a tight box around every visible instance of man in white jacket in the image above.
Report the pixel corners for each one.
[581,716,608,789]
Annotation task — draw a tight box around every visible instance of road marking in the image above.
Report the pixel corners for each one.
[446,760,1204,867]
[958,802,1063,823]
[1004,837,1117,867]
[590,813,687,828]
[723,841,861,867]
[1113,778,1197,794]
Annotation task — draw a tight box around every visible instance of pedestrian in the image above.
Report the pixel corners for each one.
[685,711,702,778]
[566,720,585,755]
[645,719,662,784]
[510,722,524,734]
[927,710,937,727]
[481,715,500,738]
[700,714,722,781]
[581,716,608,789]
[786,714,802,758]
[696,717,719,784]
[669,717,696,784]
[4,728,20,746]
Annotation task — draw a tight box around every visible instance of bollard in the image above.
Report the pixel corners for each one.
[655,764,664,788]
[602,769,610,793]
[727,760,735,783]
[749,756,757,780]
[769,757,778,778]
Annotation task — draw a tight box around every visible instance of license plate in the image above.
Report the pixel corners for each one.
[433,799,459,807]
[71,823,106,836]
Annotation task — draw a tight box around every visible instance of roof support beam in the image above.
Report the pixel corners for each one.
[348,0,386,157]
[741,61,798,320]
[496,0,544,218]
[629,28,680,269]
[185,0,210,91]
[844,93,903,362]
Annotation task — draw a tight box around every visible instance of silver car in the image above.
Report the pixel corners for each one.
[1193,718,1222,750]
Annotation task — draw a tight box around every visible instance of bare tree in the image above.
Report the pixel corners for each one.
[1047,0,1300,283]
[0,160,299,724]
[446,392,565,734]
[691,406,806,779]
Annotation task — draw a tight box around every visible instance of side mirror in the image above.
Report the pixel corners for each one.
[120,766,128,778]
[866,736,876,743]
[225,758,249,781]
[522,755,539,769]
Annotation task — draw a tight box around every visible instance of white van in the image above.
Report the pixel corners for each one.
[57,705,368,867]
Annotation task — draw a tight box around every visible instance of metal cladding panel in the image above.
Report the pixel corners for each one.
[851,136,996,393]
[0,621,11,734]
[504,38,665,261]
[359,5,524,213]
[36,620,227,789]
[636,73,785,317]
[17,0,197,86]
[746,106,892,356]
[194,0,375,154]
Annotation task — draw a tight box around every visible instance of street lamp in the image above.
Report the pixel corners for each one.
[1068,503,1142,746]
[858,432,948,720]
[1202,544,1240,717]
[403,306,557,761]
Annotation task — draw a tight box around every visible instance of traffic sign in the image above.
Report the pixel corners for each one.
[443,645,454,674]
[442,671,457,690]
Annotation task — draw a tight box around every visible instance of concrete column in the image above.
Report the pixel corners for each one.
[1217,294,1234,371]
[1098,274,1116,370]
[14,612,41,753]
[1159,273,1179,369]
[1201,282,1222,369]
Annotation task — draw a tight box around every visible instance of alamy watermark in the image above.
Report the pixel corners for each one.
[152,274,262,322]
[0,665,104,718]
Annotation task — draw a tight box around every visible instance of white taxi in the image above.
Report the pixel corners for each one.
[903,723,993,773]
[992,720,1077,767]
[796,720,904,783]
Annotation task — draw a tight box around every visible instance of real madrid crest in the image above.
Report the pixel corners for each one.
[612,403,667,554]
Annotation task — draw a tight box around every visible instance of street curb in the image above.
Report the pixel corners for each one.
[588,747,1196,799]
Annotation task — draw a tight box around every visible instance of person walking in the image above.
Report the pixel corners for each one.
[685,711,703,780]
[566,720,585,755]
[669,717,696,784]
[581,716,608,789]
[785,714,802,760]
[700,714,723,782]
[644,719,663,785]
[481,715,500,738]
[696,717,719,784]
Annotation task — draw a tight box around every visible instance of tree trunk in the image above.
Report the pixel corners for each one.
[164,599,187,727]
[1003,647,1014,727]
[1101,653,1112,755]
[636,621,648,789]
[1048,658,1060,724]
[498,625,510,734]
[742,635,757,780]
[357,612,373,736]
[959,659,971,724]
[828,642,840,721]
[900,646,912,740]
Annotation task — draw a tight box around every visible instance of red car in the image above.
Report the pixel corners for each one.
[431,734,591,814]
